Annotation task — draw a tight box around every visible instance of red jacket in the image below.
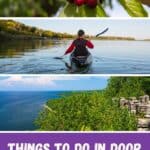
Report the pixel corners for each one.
[65,38,94,55]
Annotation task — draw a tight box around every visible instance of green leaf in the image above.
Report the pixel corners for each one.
[119,0,148,17]
[83,5,107,17]
[96,5,108,17]
[59,3,107,17]
[59,3,79,17]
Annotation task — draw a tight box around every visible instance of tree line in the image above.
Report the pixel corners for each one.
[0,20,138,41]
[35,77,150,131]
[0,20,73,39]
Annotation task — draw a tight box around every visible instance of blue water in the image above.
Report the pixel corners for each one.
[0,40,150,74]
[0,91,64,131]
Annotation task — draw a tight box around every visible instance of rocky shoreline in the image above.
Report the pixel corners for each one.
[119,95,150,131]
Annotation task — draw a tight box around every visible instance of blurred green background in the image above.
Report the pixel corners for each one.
[0,0,65,17]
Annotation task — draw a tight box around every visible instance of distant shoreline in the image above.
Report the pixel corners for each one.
[1,31,150,42]
[1,20,150,42]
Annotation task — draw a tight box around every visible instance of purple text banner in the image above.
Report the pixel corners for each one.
[0,133,149,150]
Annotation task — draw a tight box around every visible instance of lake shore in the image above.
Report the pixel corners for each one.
[1,31,150,42]
[1,20,150,42]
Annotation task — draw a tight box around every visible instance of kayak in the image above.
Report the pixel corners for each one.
[70,53,93,73]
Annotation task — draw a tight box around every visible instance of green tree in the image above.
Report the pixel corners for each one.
[140,77,150,95]
[0,20,73,39]
[105,77,145,98]
[35,77,150,131]
[35,92,137,131]
[30,27,37,33]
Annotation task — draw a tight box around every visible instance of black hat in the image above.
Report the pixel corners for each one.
[78,29,85,37]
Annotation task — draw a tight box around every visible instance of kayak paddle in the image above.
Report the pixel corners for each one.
[96,27,109,37]
[53,55,65,59]
[54,28,109,59]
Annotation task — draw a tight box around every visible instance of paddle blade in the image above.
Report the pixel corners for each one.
[96,28,109,37]
[53,57,63,59]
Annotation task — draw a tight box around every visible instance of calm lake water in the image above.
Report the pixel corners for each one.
[0,91,64,131]
[0,39,150,74]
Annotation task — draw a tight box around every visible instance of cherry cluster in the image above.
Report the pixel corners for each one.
[67,0,102,8]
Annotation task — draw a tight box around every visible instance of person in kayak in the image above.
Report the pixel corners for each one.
[64,29,94,57]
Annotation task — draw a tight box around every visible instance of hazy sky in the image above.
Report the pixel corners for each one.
[15,18,150,39]
[0,76,108,91]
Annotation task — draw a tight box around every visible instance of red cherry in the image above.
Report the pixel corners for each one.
[86,0,97,8]
[74,0,85,6]
[84,0,87,4]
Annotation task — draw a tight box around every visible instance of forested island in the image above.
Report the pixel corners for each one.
[35,77,150,131]
[0,20,137,41]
